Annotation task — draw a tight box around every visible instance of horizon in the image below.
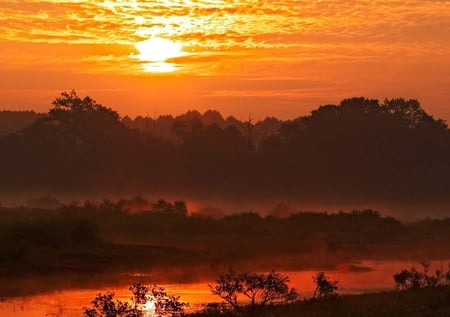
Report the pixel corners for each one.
[1,1,449,121]
[1,93,448,123]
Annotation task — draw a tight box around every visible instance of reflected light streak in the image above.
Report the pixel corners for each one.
[141,62,177,73]
[144,299,156,317]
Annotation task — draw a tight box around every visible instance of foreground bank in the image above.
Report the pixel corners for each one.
[188,286,450,317]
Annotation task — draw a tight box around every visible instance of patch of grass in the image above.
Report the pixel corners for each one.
[188,287,450,317]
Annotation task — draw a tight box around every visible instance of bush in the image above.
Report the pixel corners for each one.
[83,283,187,317]
[210,270,298,310]
[312,272,339,298]
[393,261,450,290]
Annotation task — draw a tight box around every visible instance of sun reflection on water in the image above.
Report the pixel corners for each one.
[144,299,156,317]
[2,260,450,316]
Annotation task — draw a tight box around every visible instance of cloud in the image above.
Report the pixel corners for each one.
[1,0,449,120]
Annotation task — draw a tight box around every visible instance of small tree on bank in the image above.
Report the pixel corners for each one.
[210,270,298,310]
[312,272,339,299]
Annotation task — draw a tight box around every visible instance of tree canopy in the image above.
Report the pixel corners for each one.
[0,93,448,206]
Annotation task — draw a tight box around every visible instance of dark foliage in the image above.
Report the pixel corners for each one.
[0,110,43,135]
[210,270,298,309]
[83,283,187,317]
[0,92,448,206]
[393,261,450,290]
[312,272,338,298]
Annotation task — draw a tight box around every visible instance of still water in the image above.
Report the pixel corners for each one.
[0,260,447,317]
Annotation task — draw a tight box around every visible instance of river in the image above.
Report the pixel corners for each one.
[0,260,447,317]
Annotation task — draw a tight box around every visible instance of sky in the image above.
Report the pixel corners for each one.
[1,0,449,121]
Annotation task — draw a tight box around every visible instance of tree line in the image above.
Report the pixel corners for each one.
[0,91,448,205]
[2,199,450,275]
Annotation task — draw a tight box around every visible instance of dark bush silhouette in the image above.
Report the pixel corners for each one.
[393,261,450,290]
[210,270,298,310]
[83,283,187,317]
[312,272,338,298]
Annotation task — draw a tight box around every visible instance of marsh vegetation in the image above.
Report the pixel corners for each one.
[1,92,449,316]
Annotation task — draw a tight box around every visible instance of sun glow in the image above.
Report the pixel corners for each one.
[141,62,177,73]
[134,37,186,73]
[135,38,183,62]
[144,300,156,317]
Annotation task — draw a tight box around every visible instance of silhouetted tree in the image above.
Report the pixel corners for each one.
[0,92,448,205]
[312,272,338,298]
[210,270,298,310]
[394,262,450,290]
[152,199,188,216]
[84,283,187,317]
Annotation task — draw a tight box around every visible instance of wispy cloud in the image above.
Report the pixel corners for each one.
[2,1,449,47]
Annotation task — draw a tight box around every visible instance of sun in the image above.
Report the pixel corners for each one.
[133,37,186,73]
[135,37,184,63]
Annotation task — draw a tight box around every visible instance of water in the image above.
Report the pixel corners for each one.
[0,260,447,317]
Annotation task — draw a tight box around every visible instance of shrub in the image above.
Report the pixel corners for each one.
[393,261,450,290]
[83,283,187,317]
[312,272,339,298]
[210,270,298,310]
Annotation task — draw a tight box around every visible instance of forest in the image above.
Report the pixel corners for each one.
[0,91,449,210]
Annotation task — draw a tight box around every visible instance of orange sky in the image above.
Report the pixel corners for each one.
[1,0,449,121]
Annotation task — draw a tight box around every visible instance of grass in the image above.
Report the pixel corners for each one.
[188,287,450,317]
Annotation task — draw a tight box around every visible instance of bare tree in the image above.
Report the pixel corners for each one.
[210,270,298,310]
